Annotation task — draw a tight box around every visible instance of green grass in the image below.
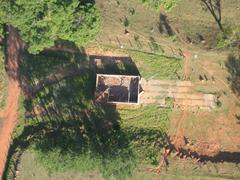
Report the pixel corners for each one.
[0,46,7,109]
[195,86,219,94]
[160,155,240,179]
[120,105,169,131]
[5,47,172,180]
[139,0,179,11]
[4,20,180,180]
[120,105,171,164]
[129,51,182,79]
[7,104,169,180]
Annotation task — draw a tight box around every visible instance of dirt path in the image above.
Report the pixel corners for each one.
[0,26,24,179]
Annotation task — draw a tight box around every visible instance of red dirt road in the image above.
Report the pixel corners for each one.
[0,26,24,179]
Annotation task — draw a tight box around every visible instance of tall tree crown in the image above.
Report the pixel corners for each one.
[0,0,101,53]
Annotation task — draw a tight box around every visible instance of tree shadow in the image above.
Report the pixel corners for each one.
[4,41,137,179]
[158,13,174,36]
[89,55,140,76]
[148,36,165,53]
[4,105,136,179]
[18,41,88,98]
[225,54,240,96]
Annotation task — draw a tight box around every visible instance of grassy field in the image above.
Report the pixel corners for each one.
[0,46,7,109]
[168,0,240,47]
[10,104,171,180]
[4,45,177,179]
[92,0,182,58]
[14,147,240,180]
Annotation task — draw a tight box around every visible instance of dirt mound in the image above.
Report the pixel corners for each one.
[170,135,221,157]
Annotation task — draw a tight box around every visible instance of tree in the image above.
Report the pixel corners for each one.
[200,0,224,32]
[0,0,101,54]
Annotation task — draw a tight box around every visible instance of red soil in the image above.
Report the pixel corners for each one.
[0,26,23,179]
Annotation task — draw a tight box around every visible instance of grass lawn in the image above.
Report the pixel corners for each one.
[0,46,7,109]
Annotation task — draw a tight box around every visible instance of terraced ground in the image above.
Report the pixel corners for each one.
[140,79,216,109]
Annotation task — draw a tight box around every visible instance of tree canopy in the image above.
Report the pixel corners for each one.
[0,0,101,54]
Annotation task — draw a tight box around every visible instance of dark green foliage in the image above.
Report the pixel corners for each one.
[123,16,130,28]
[0,0,101,53]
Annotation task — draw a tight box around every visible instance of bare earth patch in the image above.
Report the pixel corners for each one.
[0,26,23,179]
[169,48,240,159]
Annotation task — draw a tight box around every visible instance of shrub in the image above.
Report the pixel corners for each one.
[217,24,240,49]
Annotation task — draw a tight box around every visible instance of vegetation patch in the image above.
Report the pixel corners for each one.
[0,46,7,109]
[0,0,101,54]
[217,25,240,49]
[5,47,171,180]
[119,105,170,164]
[129,51,182,80]
[139,0,179,11]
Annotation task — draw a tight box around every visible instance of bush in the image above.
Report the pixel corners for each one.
[217,25,240,49]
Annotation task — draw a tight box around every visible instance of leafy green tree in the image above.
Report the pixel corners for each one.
[0,0,101,54]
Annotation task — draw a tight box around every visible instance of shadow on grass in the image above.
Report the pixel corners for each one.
[4,41,137,180]
[225,54,240,96]
[158,13,174,36]
[89,55,140,76]
[4,105,136,179]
